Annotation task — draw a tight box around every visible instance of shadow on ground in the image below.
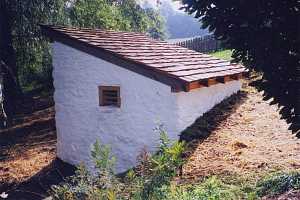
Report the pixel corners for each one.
[0,90,75,200]
[3,158,75,200]
[180,90,248,160]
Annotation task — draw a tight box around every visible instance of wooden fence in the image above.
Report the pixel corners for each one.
[172,35,222,53]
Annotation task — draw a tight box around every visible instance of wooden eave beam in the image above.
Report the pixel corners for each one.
[184,73,245,92]
[184,77,219,92]
[200,78,218,87]
[183,81,205,92]
[216,75,232,84]
[231,73,243,80]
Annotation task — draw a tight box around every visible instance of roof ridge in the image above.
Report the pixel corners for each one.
[42,24,149,37]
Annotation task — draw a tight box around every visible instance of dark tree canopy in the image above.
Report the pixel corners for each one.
[182,0,300,136]
[0,0,166,127]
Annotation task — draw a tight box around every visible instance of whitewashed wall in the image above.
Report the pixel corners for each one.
[52,42,179,172]
[175,81,242,131]
[52,42,241,173]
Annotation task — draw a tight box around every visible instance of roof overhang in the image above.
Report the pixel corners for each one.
[41,25,246,92]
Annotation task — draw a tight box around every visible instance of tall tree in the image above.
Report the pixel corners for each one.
[69,0,131,30]
[182,0,300,135]
[12,0,69,88]
[68,0,166,39]
[119,0,150,32]
[0,0,68,127]
[0,0,20,127]
[144,8,166,39]
[0,0,166,127]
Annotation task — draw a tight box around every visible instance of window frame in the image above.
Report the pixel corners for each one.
[98,85,121,108]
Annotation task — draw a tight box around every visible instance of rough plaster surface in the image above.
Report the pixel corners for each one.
[175,81,242,131]
[52,42,242,173]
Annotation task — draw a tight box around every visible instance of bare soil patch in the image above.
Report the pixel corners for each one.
[0,92,75,199]
[263,190,300,200]
[0,94,56,186]
[181,85,300,183]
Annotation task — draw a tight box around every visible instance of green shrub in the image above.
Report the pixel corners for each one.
[138,125,185,199]
[146,176,256,200]
[192,176,243,200]
[51,140,122,200]
[51,126,186,200]
[256,171,300,196]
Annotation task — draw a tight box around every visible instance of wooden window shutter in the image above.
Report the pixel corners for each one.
[99,86,121,107]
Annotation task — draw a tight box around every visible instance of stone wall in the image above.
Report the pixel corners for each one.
[52,42,242,173]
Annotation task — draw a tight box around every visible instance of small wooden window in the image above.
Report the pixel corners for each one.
[99,86,121,107]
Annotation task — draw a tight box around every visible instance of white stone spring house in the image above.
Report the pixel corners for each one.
[42,25,246,173]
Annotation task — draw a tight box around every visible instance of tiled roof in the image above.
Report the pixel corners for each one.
[41,25,246,92]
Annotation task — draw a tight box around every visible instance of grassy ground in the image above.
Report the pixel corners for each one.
[210,49,233,60]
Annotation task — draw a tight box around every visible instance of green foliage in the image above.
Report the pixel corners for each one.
[69,0,130,31]
[163,177,247,200]
[182,0,300,134]
[138,125,186,199]
[91,140,116,173]
[6,0,69,89]
[51,127,185,200]
[256,171,300,196]
[210,50,233,61]
[68,0,166,39]
[119,0,150,33]
[51,140,122,200]
[136,176,256,200]
[191,177,244,200]
[144,8,167,40]
[6,0,166,92]
[118,0,166,39]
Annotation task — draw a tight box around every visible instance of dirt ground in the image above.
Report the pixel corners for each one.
[0,93,75,199]
[0,83,300,199]
[181,85,300,182]
[0,93,56,184]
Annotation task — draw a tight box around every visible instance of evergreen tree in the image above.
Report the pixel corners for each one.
[182,0,300,135]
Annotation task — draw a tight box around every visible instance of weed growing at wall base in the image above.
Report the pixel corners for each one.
[50,127,186,200]
[50,127,300,200]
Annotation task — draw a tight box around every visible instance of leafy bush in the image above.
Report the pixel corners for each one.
[141,176,256,200]
[256,171,300,196]
[138,125,185,199]
[51,127,185,200]
[51,141,122,200]
[191,177,243,200]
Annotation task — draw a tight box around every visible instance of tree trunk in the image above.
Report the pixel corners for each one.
[0,0,20,128]
[0,65,5,128]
